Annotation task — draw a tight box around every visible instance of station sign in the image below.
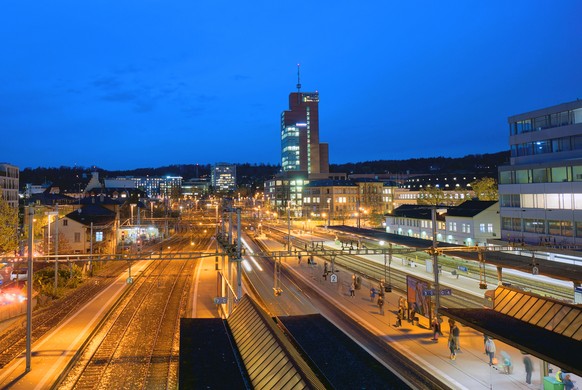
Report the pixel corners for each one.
[458,266,468,272]
[214,297,228,304]
[330,273,338,283]
[423,288,452,296]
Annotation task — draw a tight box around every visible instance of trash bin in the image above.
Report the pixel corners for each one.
[543,376,564,390]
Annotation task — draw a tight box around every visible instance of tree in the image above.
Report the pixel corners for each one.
[470,177,499,201]
[417,186,446,206]
[0,191,18,254]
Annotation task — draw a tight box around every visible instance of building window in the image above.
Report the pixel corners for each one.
[524,219,544,234]
[74,232,81,243]
[63,219,68,226]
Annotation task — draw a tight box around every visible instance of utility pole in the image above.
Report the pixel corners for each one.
[287,201,291,252]
[432,207,441,318]
[54,204,59,291]
[26,206,33,372]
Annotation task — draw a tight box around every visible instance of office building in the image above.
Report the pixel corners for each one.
[281,67,329,175]
[212,163,236,192]
[498,100,582,246]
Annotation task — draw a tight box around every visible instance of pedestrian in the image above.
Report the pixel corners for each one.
[370,287,377,302]
[396,307,403,327]
[452,323,460,351]
[323,261,328,274]
[448,334,456,360]
[431,317,440,341]
[349,282,355,297]
[398,296,406,316]
[522,354,533,384]
[377,296,384,315]
[563,374,575,390]
[501,351,512,374]
[485,337,496,365]
[297,253,302,264]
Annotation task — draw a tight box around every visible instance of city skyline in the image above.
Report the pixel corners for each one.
[1,1,581,170]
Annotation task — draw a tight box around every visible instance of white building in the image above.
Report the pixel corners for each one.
[499,100,582,246]
[385,201,500,246]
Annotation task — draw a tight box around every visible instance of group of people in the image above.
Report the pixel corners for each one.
[556,369,578,390]
[297,253,315,265]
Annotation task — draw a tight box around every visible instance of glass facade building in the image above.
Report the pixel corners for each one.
[499,100,582,246]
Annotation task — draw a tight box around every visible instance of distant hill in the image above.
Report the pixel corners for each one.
[19,151,509,192]
[330,151,509,176]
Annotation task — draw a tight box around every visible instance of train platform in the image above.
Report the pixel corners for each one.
[269,236,578,390]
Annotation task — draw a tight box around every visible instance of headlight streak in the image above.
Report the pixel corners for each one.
[241,237,263,271]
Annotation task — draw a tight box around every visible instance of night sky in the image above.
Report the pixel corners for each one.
[2,1,581,170]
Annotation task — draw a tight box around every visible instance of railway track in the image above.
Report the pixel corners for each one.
[55,234,205,390]
[0,260,130,368]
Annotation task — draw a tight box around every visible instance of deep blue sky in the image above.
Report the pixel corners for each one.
[2,1,581,170]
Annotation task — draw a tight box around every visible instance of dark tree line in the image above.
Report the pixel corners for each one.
[19,151,509,192]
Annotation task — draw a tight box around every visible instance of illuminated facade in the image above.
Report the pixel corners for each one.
[281,92,329,174]
[211,163,236,192]
[498,100,582,245]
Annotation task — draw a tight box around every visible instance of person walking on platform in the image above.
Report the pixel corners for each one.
[349,282,356,297]
[297,253,302,264]
[369,287,377,302]
[377,296,384,315]
[485,337,496,365]
[431,317,441,341]
[398,296,407,320]
[396,307,403,327]
[448,334,456,360]
[452,323,460,351]
[522,353,533,385]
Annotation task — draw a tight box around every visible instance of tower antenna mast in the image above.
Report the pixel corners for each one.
[296,63,301,93]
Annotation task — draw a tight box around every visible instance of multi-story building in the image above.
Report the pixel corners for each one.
[267,71,336,215]
[181,178,210,197]
[0,163,19,209]
[385,201,500,246]
[498,100,582,246]
[211,163,236,192]
[158,176,182,199]
[281,73,329,175]
[301,178,396,226]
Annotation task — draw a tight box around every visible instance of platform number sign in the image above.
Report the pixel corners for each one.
[330,273,338,283]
